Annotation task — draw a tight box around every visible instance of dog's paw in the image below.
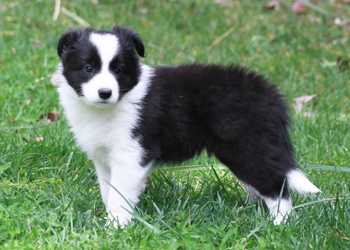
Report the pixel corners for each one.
[104,214,131,229]
[272,212,289,225]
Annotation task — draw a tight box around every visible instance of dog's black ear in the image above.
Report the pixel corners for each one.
[132,33,145,58]
[112,25,145,57]
[57,28,84,58]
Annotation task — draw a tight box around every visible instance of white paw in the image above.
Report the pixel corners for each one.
[103,212,132,229]
[263,197,292,225]
[272,211,290,225]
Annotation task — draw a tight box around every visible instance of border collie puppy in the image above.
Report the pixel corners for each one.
[53,25,320,227]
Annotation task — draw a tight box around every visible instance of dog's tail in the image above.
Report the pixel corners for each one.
[278,120,320,194]
[287,169,321,194]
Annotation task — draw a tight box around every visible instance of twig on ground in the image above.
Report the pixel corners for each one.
[208,26,236,48]
[52,0,61,21]
[61,7,90,26]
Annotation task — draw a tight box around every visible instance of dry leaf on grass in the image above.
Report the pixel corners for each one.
[35,137,44,142]
[214,0,229,4]
[336,57,350,72]
[335,18,350,26]
[139,8,149,14]
[38,111,61,123]
[332,37,348,45]
[292,1,309,12]
[34,42,41,49]
[333,227,349,241]
[23,137,44,143]
[307,15,320,23]
[50,73,58,86]
[293,94,318,112]
[303,112,313,118]
[265,1,281,10]
[8,120,17,124]
[95,211,103,217]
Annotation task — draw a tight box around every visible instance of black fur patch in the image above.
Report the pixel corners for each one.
[134,64,296,199]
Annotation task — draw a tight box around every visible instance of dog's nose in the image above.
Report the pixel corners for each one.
[98,88,112,99]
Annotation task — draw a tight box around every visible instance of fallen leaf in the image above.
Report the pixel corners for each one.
[23,138,31,143]
[214,0,229,4]
[336,57,350,72]
[34,42,41,49]
[332,37,348,45]
[4,31,15,36]
[321,58,337,67]
[95,211,103,217]
[303,112,312,118]
[8,119,17,124]
[38,111,61,123]
[307,15,320,23]
[292,1,309,12]
[50,73,58,86]
[139,8,149,14]
[333,227,349,241]
[265,1,281,10]
[293,94,318,112]
[335,18,350,26]
[35,137,44,142]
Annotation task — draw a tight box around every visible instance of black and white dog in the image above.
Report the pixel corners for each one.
[53,25,320,227]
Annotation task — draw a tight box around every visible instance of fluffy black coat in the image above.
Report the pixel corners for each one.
[135,64,295,198]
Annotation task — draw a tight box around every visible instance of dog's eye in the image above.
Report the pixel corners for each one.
[114,67,122,75]
[84,65,93,73]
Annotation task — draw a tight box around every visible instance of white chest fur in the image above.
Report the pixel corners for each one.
[56,64,153,165]
[66,99,141,164]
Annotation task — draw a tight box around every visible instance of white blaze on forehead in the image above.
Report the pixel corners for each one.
[81,33,120,105]
[89,33,119,69]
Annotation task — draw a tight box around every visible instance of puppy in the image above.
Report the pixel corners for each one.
[53,25,320,227]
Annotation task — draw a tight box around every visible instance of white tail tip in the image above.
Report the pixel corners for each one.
[287,169,320,194]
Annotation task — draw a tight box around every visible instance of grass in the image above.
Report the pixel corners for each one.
[0,0,350,249]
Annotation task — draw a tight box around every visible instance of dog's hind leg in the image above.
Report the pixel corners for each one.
[242,182,261,204]
[261,195,293,225]
[262,169,320,224]
[213,141,297,225]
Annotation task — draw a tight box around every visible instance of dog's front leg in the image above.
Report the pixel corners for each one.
[94,160,111,207]
[105,157,152,228]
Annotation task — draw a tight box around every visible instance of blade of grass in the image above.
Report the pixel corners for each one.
[299,0,334,17]
[162,164,350,173]
[303,165,350,173]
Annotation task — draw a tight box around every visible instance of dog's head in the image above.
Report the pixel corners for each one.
[57,25,145,107]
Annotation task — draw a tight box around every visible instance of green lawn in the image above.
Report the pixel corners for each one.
[1,0,350,249]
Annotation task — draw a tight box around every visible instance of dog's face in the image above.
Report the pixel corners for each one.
[57,26,145,107]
